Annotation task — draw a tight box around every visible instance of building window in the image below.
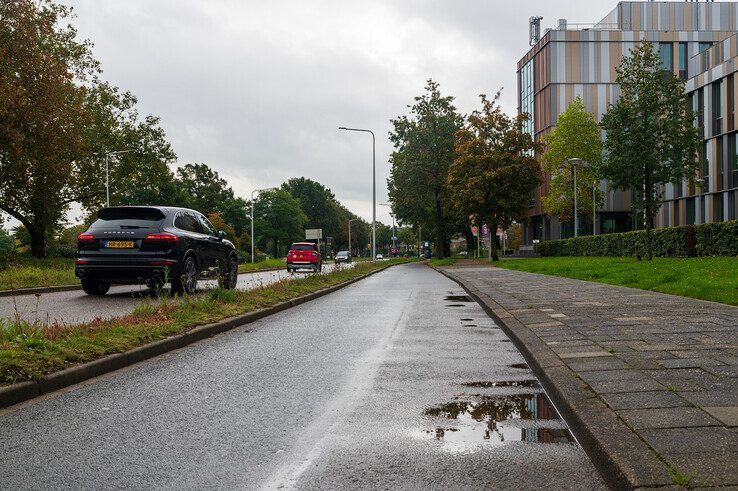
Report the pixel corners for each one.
[678,42,688,80]
[732,133,738,188]
[686,197,696,225]
[701,141,709,192]
[697,88,704,132]
[659,43,673,72]
[698,42,713,53]
[728,74,735,132]
[717,136,724,191]
[673,199,680,226]
[714,195,724,222]
[713,81,722,136]
[728,191,736,220]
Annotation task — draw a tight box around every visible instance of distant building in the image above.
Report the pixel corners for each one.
[517,1,738,244]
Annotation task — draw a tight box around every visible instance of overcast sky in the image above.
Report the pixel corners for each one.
[49,0,618,226]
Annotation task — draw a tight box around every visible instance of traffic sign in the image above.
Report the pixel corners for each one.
[305,229,323,240]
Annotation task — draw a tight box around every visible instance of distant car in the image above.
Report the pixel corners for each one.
[75,206,238,296]
[376,254,384,260]
[335,251,352,263]
[403,251,413,258]
[459,251,468,256]
[287,242,322,272]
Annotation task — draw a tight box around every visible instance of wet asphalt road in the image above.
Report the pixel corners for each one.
[0,262,605,489]
[0,262,351,325]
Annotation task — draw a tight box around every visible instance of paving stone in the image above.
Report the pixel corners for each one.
[662,451,738,487]
[559,351,613,359]
[565,357,632,372]
[618,407,721,429]
[585,377,665,394]
[639,426,738,454]
[702,407,738,427]
[657,357,724,369]
[679,390,738,407]
[600,391,689,410]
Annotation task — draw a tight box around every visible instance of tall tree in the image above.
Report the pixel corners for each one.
[448,92,541,261]
[281,177,341,237]
[600,40,701,259]
[541,96,603,227]
[253,189,307,258]
[175,163,234,215]
[0,0,97,257]
[388,79,463,258]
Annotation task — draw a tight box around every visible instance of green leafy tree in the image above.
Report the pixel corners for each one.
[541,96,603,225]
[0,228,14,254]
[218,197,250,236]
[281,178,342,238]
[600,40,701,259]
[448,92,542,261]
[388,79,463,258]
[0,0,97,257]
[253,189,307,257]
[175,163,234,215]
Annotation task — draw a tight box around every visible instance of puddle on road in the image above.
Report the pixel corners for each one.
[462,380,540,388]
[446,304,465,307]
[415,393,573,452]
[509,363,529,369]
[463,324,478,327]
[461,318,474,321]
[444,295,473,302]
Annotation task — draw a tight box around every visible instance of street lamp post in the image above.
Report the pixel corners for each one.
[593,180,598,235]
[339,126,376,261]
[103,149,133,207]
[567,158,583,237]
[250,187,276,263]
[348,218,360,256]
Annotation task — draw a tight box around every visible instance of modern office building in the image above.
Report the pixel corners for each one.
[517,1,738,243]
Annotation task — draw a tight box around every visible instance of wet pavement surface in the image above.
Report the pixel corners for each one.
[0,262,351,325]
[0,262,604,489]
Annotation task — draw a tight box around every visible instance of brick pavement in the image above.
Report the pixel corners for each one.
[439,262,738,488]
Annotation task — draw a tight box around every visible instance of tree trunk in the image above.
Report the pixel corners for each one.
[489,220,499,262]
[273,236,279,259]
[434,196,445,259]
[28,223,48,259]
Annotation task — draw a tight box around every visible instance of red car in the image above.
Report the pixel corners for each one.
[286,242,322,272]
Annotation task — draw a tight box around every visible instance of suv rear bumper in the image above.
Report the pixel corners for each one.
[75,258,179,283]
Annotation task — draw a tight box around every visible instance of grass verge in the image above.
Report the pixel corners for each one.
[428,257,457,267]
[492,256,738,306]
[0,257,76,291]
[0,260,407,385]
[237,258,286,273]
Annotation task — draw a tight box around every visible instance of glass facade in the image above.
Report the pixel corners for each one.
[519,60,534,143]
[678,42,688,80]
[659,43,673,71]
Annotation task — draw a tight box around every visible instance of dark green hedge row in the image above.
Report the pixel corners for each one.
[538,220,738,257]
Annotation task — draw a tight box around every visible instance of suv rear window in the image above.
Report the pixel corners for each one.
[290,244,316,251]
[90,207,166,229]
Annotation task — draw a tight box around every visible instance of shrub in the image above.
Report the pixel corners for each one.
[539,220,737,257]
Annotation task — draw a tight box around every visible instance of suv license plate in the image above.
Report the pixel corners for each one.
[106,240,134,248]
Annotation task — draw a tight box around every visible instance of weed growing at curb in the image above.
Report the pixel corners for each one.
[669,466,694,486]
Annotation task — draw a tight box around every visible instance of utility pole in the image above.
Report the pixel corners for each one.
[103,149,133,207]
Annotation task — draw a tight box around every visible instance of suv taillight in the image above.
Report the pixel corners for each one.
[144,232,179,242]
[77,233,94,243]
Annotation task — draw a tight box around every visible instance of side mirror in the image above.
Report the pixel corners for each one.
[217,230,226,240]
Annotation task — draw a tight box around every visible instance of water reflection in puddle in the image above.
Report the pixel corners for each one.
[444,295,473,302]
[462,380,540,388]
[415,394,573,453]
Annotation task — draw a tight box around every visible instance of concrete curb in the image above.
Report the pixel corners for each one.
[0,262,398,409]
[432,264,673,490]
[0,267,286,298]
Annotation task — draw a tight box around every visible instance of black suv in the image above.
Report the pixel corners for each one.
[76,206,238,295]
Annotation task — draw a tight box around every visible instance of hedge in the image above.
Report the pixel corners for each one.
[538,220,738,257]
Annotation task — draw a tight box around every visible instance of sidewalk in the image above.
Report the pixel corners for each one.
[438,261,737,488]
